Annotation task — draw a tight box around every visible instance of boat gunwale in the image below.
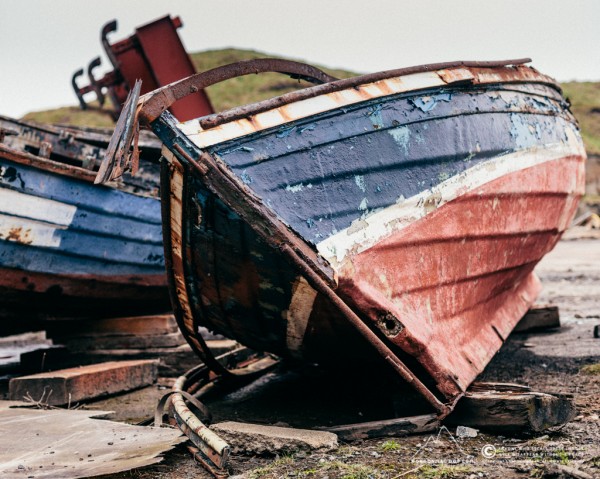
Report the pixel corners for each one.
[0,142,160,200]
[201,83,574,162]
[193,59,560,130]
[176,65,567,152]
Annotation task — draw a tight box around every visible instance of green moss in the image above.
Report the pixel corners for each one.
[379,440,402,452]
[580,363,600,375]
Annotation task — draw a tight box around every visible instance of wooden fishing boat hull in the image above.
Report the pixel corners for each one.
[0,127,169,320]
[102,59,586,408]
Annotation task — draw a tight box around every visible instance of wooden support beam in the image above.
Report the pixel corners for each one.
[45,314,178,337]
[513,305,560,333]
[9,360,158,406]
[446,382,575,433]
[53,332,186,351]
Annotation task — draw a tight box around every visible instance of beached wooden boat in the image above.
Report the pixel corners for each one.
[99,58,585,413]
[0,116,170,320]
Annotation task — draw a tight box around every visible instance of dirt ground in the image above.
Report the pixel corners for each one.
[56,232,600,478]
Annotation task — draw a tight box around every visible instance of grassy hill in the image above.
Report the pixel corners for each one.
[22,48,600,157]
[22,48,356,128]
[562,82,600,156]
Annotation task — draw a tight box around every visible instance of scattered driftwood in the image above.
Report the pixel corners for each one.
[514,305,560,333]
[323,414,440,441]
[446,382,576,433]
[9,360,158,406]
[0,401,184,479]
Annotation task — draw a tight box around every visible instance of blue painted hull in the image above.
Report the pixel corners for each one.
[0,145,169,320]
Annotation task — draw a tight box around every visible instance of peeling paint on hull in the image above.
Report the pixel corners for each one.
[151,63,585,407]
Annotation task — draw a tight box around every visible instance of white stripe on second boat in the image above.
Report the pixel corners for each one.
[316,136,585,269]
[0,188,76,248]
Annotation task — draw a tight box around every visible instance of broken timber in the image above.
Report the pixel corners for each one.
[211,421,338,455]
[323,413,440,441]
[514,305,561,333]
[446,382,576,433]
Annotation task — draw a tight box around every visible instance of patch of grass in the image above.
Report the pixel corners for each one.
[562,81,600,155]
[379,440,402,452]
[580,363,600,375]
[555,449,570,466]
[248,454,296,479]
[190,48,356,113]
[585,455,600,468]
[319,461,381,479]
[22,102,115,128]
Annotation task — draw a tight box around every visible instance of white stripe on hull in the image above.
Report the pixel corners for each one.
[0,213,65,247]
[316,137,585,268]
[0,188,76,226]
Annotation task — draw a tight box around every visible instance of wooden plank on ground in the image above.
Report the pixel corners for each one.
[514,305,560,333]
[45,314,178,337]
[446,382,576,433]
[54,332,186,351]
[9,359,158,406]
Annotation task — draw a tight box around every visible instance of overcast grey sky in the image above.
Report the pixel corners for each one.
[2,0,599,118]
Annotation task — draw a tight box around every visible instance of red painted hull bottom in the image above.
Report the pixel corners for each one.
[301,155,584,401]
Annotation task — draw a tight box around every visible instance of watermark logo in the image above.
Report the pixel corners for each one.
[481,444,496,459]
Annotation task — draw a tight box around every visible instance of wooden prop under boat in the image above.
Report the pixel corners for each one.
[0,113,170,320]
[98,58,585,415]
